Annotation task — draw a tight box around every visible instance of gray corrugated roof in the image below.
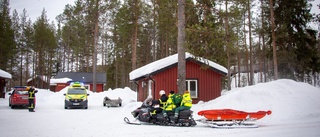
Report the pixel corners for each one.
[55,72,106,83]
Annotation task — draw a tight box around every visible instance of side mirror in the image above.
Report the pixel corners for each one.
[8,93,12,95]
[63,93,66,96]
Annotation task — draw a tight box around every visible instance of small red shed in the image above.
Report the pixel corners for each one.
[0,69,12,98]
[53,72,107,92]
[27,75,49,89]
[129,52,228,103]
[50,77,72,92]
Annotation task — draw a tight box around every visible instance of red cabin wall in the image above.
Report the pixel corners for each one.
[27,79,48,89]
[186,61,222,103]
[51,83,104,92]
[137,60,223,103]
[89,84,103,92]
[55,83,70,92]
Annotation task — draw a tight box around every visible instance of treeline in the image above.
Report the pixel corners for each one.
[0,0,319,89]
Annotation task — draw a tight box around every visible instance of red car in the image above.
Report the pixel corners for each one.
[9,86,36,109]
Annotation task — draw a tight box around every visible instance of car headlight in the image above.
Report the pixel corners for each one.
[81,95,87,101]
[66,96,72,101]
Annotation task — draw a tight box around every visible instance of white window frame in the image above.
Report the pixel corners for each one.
[186,79,198,98]
[148,80,153,96]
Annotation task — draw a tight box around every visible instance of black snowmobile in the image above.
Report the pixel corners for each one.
[124,97,197,127]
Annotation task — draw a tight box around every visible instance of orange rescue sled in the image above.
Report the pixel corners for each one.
[198,109,272,121]
[197,109,272,128]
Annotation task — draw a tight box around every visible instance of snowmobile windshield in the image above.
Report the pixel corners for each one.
[68,88,86,94]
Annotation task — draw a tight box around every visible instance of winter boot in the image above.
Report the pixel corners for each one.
[163,112,169,122]
[171,113,179,124]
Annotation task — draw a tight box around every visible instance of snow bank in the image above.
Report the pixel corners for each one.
[192,79,320,123]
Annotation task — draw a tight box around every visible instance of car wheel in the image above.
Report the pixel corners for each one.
[119,103,122,107]
[103,103,106,106]
[64,106,67,109]
[84,107,88,109]
[11,105,15,109]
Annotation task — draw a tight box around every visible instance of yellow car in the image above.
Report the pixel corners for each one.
[64,82,89,109]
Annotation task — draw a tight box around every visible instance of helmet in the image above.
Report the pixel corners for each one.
[159,90,165,95]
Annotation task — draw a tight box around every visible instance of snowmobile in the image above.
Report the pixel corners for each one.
[196,109,272,128]
[124,97,197,127]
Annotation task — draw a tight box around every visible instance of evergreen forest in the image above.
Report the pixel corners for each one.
[1,0,320,90]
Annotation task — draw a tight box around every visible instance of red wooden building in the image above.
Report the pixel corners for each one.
[52,72,107,92]
[129,52,228,103]
[49,78,72,92]
[27,75,49,89]
[0,69,12,98]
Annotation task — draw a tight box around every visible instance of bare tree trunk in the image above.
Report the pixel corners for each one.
[261,0,267,82]
[243,13,249,86]
[152,0,156,61]
[26,51,30,85]
[237,26,241,87]
[92,0,100,92]
[225,0,231,90]
[259,34,263,83]
[115,52,118,88]
[248,0,254,85]
[269,0,278,80]
[131,0,138,71]
[177,0,186,94]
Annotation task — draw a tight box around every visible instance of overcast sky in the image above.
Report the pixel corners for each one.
[10,0,75,24]
[9,0,320,29]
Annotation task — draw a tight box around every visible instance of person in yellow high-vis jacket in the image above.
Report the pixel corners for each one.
[26,86,37,112]
[150,90,168,116]
[162,91,176,118]
[172,90,192,123]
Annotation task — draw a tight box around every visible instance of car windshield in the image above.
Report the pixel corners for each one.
[68,88,86,94]
[15,91,28,95]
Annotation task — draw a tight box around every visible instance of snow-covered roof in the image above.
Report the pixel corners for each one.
[27,75,48,83]
[50,77,73,85]
[129,52,228,81]
[0,69,12,79]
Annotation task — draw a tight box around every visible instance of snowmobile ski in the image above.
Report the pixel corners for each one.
[197,118,258,129]
[210,123,258,129]
[124,117,141,125]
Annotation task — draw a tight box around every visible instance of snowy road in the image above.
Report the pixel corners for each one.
[1,80,320,137]
[1,96,319,137]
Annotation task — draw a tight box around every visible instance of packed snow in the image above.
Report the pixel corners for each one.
[1,79,320,137]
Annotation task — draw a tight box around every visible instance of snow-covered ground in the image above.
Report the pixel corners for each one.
[1,79,320,137]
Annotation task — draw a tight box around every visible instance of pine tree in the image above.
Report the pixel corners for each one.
[0,0,16,71]
[33,9,57,88]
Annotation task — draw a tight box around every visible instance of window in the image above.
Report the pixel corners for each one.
[148,80,153,96]
[186,79,198,98]
[68,88,86,94]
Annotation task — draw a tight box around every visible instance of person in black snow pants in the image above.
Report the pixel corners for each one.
[27,86,37,112]
[150,90,168,116]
